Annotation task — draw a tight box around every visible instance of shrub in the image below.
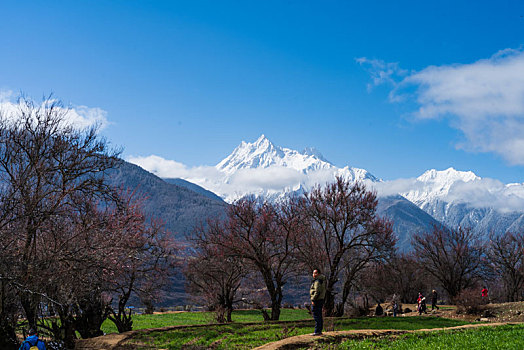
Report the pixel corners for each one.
[454,288,486,315]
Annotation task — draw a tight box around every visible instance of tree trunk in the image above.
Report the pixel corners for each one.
[260,309,270,321]
[334,278,353,317]
[323,289,336,317]
[20,293,38,329]
[270,302,281,321]
[74,295,107,338]
[0,280,18,350]
[226,307,233,323]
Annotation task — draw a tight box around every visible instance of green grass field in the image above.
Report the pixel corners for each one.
[333,324,524,349]
[100,308,311,334]
[124,315,469,350]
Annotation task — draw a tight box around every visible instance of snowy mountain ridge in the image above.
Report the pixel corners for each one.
[403,167,482,206]
[216,134,377,180]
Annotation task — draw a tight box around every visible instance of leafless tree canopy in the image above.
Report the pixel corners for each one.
[0,97,177,349]
[298,178,395,316]
[487,231,524,302]
[412,226,484,300]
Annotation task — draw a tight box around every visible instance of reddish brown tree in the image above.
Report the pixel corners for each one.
[203,198,301,321]
[0,97,178,348]
[184,231,245,322]
[0,97,119,348]
[412,226,484,300]
[298,177,395,316]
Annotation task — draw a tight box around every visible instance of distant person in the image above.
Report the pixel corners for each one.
[375,302,383,316]
[19,328,46,350]
[431,290,439,310]
[393,300,398,317]
[481,287,489,304]
[417,293,427,315]
[420,297,427,314]
[310,268,326,336]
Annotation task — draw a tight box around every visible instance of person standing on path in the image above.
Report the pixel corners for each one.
[310,268,326,336]
[431,290,439,310]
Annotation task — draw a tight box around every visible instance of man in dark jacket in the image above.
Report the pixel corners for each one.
[19,328,46,350]
[310,268,326,336]
[431,290,439,310]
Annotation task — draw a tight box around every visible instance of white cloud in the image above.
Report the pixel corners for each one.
[445,178,524,213]
[230,167,306,190]
[371,178,421,197]
[358,50,524,165]
[128,154,339,202]
[0,90,110,130]
[129,153,524,212]
[65,105,110,130]
[356,57,407,92]
[373,175,524,213]
[365,49,524,165]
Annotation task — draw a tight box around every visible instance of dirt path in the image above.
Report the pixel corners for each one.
[252,322,522,350]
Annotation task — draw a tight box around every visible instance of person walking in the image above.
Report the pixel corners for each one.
[417,292,424,315]
[19,328,46,350]
[420,296,427,314]
[310,268,326,336]
[431,290,439,310]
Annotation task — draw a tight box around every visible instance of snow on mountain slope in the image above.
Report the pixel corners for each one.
[210,138,524,236]
[207,135,379,202]
[217,134,375,178]
[399,167,524,236]
[402,167,481,206]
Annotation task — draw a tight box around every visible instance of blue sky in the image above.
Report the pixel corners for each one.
[1,1,524,182]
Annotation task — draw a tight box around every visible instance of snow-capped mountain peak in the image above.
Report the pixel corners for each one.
[210,135,380,202]
[403,167,482,205]
[216,134,334,175]
[301,147,329,162]
[417,167,480,183]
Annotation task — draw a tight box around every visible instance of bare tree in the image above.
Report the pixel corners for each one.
[0,96,179,348]
[487,231,524,302]
[0,96,120,348]
[203,198,300,321]
[412,226,484,300]
[185,229,245,322]
[298,177,394,316]
[360,252,430,304]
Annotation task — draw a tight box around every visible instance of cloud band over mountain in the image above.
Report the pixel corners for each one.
[129,136,524,213]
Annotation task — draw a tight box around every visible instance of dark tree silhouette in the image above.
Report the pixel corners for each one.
[412,226,484,300]
[487,231,524,302]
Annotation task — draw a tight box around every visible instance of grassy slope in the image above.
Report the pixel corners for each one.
[126,315,468,350]
[335,324,524,349]
[101,309,310,334]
